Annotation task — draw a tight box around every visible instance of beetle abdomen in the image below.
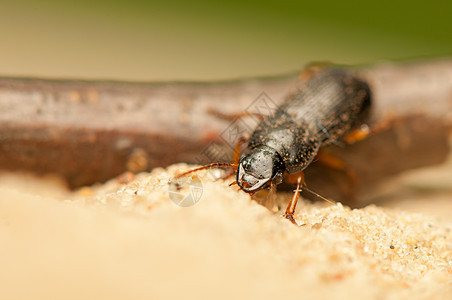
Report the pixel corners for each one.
[283,69,371,144]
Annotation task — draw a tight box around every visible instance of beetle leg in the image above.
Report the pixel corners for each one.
[315,151,350,172]
[284,170,306,185]
[283,176,303,225]
[315,151,357,202]
[343,124,372,143]
[298,62,331,81]
[207,108,265,122]
[344,118,392,143]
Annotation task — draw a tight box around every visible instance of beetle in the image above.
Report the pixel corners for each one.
[172,68,372,224]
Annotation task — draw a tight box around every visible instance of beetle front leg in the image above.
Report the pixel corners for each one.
[283,175,303,225]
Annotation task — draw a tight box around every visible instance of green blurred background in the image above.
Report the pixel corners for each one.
[1,0,451,81]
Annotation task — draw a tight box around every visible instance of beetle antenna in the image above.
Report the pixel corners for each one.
[301,184,336,206]
[173,163,238,180]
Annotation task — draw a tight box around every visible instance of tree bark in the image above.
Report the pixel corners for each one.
[0,59,451,205]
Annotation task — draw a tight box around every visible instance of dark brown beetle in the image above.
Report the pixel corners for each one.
[237,68,371,192]
[172,68,372,223]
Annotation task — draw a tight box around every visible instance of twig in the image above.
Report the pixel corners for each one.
[0,59,451,205]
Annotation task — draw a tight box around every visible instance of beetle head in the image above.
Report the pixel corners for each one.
[237,145,284,192]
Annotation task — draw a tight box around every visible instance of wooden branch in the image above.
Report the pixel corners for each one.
[0,59,451,205]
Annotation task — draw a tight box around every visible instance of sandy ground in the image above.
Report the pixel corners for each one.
[1,162,452,300]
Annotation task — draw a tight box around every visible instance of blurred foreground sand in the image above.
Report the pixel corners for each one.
[0,163,451,300]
